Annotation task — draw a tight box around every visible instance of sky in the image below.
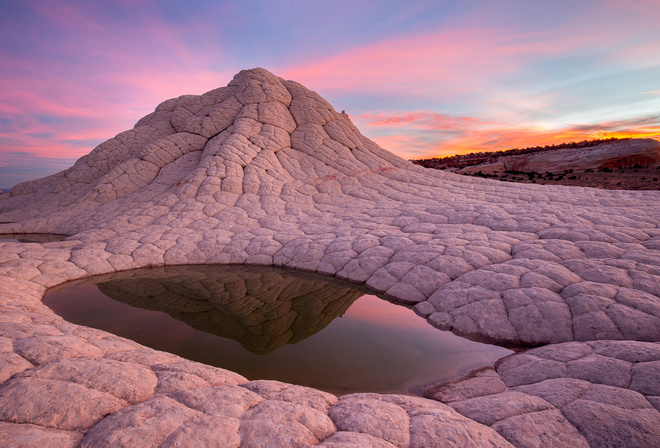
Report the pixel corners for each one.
[1,0,659,188]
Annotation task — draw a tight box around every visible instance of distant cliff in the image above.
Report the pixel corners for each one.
[414,138,660,174]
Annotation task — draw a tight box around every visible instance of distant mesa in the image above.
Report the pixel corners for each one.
[448,138,660,175]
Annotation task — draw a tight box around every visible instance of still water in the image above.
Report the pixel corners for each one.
[44,265,511,395]
[0,233,68,243]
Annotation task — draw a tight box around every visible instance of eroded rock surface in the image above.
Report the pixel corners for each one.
[456,138,660,175]
[426,341,660,447]
[0,68,659,446]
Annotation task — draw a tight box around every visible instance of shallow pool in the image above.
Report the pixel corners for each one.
[0,233,69,243]
[44,265,512,395]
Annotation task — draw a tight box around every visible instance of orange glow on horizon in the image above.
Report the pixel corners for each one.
[431,128,660,158]
[357,111,660,159]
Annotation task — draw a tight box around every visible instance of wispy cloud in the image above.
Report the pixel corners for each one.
[566,115,660,133]
[0,152,77,189]
[0,2,232,170]
[356,112,488,131]
[278,1,660,127]
[2,0,660,187]
[280,27,557,101]
[355,111,660,158]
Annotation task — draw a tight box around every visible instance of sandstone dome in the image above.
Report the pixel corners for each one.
[1,67,409,234]
[1,68,660,446]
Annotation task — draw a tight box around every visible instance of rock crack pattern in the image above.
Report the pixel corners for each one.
[0,68,659,446]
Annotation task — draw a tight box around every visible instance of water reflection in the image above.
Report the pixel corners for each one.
[44,265,512,395]
[91,266,360,354]
[0,233,69,243]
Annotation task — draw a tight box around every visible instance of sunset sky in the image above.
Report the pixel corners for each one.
[1,0,659,188]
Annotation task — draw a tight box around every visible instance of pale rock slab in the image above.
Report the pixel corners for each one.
[0,377,126,431]
[562,399,660,447]
[12,335,104,365]
[0,353,33,383]
[424,367,508,402]
[329,396,410,448]
[449,391,555,427]
[78,395,203,447]
[491,409,590,448]
[0,422,81,448]
[239,400,335,448]
[16,357,156,403]
[409,408,514,448]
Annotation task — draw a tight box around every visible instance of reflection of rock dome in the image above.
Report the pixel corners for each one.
[93,266,362,354]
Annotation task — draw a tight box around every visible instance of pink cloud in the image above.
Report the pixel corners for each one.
[355,111,489,131]
[0,3,230,166]
[0,67,226,164]
[277,23,617,102]
[355,111,660,159]
[279,28,523,98]
[3,0,659,184]
[276,3,660,132]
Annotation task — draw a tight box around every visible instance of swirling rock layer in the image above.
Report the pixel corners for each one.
[1,68,659,446]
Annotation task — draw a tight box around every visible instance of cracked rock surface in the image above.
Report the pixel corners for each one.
[0,67,659,446]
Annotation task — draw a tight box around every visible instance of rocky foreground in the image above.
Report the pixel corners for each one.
[0,68,659,446]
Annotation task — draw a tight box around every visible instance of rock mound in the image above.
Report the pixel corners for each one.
[1,68,406,233]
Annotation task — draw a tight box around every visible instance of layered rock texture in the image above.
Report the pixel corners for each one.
[456,138,660,175]
[0,68,659,446]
